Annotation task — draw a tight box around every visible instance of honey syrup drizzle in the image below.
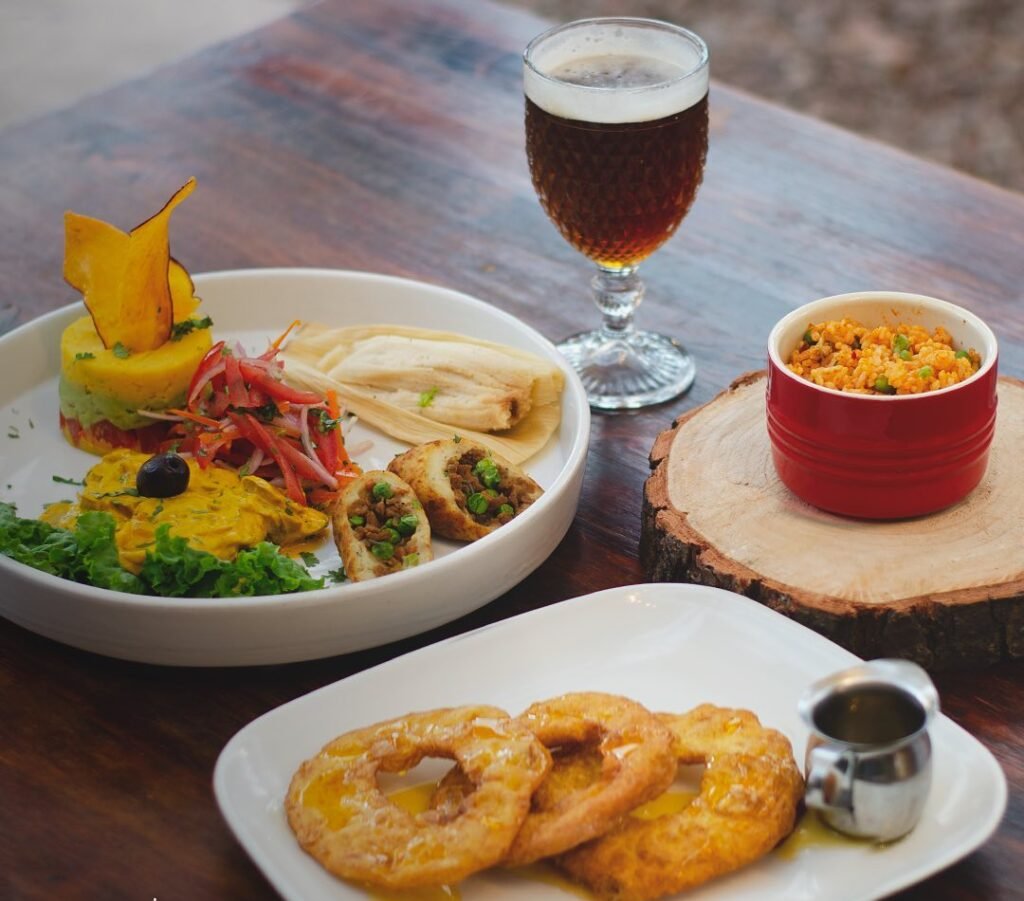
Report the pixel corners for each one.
[776,810,888,859]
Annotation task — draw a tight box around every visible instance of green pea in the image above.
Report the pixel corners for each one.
[918,366,934,379]
[898,349,913,361]
[474,458,501,488]
[499,504,514,516]
[955,349,970,359]
[396,513,418,535]
[893,334,910,353]
[466,492,488,515]
[371,481,393,500]
[348,514,365,527]
[874,376,894,394]
[383,527,402,544]
[802,330,815,345]
[402,553,420,569]
[371,541,394,561]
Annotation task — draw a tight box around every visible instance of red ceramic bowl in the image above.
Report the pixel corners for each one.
[767,291,998,519]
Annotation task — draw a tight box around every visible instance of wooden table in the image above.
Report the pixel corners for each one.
[2,0,1022,897]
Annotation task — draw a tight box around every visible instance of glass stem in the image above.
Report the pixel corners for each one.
[592,265,644,337]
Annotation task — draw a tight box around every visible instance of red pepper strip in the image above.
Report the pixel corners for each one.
[204,386,231,418]
[323,394,357,469]
[224,353,250,408]
[315,424,338,475]
[239,361,322,404]
[186,341,226,402]
[232,413,306,505]
[306,487,339,507]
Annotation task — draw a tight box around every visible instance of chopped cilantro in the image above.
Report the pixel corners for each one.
[7,426,19,439]
[300,551,319,567]
[52,475,85,486]
[452,434,462,443]
[418,386,439,408]
[96,488,139,499]
[170,315,214,341]
[112,342,131,359]
[327,566,348,583]
[314,408,341,433]
[248,401,280,423]
[74,352,96,361]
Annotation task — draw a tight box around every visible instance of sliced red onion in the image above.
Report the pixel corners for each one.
[187,360,226,405]
[135,409,185,422]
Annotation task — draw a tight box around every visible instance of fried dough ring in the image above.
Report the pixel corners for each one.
[434,692,676,867]
[285,705,551,889]
[557,704,805,901]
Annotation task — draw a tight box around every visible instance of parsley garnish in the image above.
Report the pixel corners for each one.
[248,401,280,423]
[170,315,214,341]
[327,566,348,583]
[112,342,131,359]
[52,475,85,486]
[418,386,439,408]
[300,551,319,567]
[314,408,341,433]
[96,488,139,499]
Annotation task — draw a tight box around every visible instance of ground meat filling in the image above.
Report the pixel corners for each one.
[347,482,421,569]
[446,449,531,526]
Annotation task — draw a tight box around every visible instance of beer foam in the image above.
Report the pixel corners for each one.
[524,20,708,124]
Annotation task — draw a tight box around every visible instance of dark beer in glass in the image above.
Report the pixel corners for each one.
[524,18,709,408]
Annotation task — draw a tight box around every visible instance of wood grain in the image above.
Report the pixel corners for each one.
[642,372,1024,669]
[1,0,1023,898]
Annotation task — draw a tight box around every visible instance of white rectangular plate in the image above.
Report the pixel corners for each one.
[214,583,1007,900]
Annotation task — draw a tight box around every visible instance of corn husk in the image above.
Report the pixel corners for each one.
[282,323,564,464]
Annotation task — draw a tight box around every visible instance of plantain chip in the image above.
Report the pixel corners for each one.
[63,178,196,351]
[169,257,199,320]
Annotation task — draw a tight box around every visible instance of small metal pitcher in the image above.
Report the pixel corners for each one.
[798,658,939,842]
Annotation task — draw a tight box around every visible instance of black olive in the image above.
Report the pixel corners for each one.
[136,452,190,498]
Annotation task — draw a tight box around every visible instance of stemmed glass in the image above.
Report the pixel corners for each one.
[523,17,709,409]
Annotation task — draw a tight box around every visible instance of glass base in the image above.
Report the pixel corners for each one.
[557,328,695,410]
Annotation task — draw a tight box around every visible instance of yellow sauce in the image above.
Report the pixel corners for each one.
[506,863,593,898]
[300,770,359,831]
[630,788,698,820]
[776,810,883,859]
[387,782,435,815]
[362,783,460,901]
[40,448,327,572]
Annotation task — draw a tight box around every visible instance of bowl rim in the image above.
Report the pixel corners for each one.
[767,291,998,402]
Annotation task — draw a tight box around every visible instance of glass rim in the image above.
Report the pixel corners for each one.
[523,16,710,93]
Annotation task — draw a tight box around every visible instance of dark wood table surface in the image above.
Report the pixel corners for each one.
[3,0,1023,898]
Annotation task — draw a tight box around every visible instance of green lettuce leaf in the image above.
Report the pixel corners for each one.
[0,502,323,597]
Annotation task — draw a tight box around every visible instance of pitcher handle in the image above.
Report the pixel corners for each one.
[804,745,855,813]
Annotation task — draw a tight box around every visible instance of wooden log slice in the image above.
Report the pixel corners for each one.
[642,371,1024,671]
